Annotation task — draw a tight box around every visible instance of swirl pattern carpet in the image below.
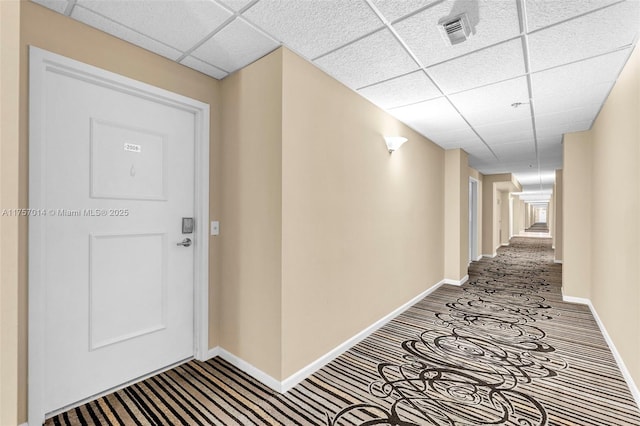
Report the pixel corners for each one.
[47,237,640,425]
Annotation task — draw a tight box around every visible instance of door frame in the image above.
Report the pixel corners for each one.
[28,46,211,424]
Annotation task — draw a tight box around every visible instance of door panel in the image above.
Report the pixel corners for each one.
[41,65,195,413]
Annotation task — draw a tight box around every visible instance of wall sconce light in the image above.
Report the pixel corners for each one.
[384,136,408,153]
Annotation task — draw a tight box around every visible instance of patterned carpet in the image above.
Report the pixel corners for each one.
[47,237,640,425]
[525,223,549,233]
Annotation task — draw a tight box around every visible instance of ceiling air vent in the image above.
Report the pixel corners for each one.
[439,13,471,46]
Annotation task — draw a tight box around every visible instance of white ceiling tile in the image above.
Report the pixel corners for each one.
[539,143,563,159]
[314,29,419,89]
[536,135,563,146]
[528,1,640,72]
[535,82,611,116]
[449,77,530,127]
[531,48,630,98]
[31,0,68,14]
[370,0,441,23]
[492,141,536,158]
[76,0,232,52]
[393,0,521,67]
[536,104,601,130]
[389,98,468,133]
[216,0,253,12]
[525,0,620,32]
[461,143,496,160]
[358,71,442,109]
[192,18,279,72]
[180,56,228,79]
[515,172,545,186]
[426,128,484,147]
[427,39,526,94]
[536,120,592,139]
[475,118,534,145]
[71,6,183,61]
[243,0,383,59]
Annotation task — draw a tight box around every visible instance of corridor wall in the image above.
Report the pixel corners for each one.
[563,45,640,388]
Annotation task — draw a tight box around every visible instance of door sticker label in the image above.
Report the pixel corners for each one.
[124,142,142,153]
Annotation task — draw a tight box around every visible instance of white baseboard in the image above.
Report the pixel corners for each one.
[442,275,468,286]
[204,346,220,361]
[280,279,447,391]
[562,295,640,408]
[482,253,497,258]
[475,255,483,262]
[501,243,509,247]
[554,259,563,264]
[207,280,448,394]
[217,348,283,392]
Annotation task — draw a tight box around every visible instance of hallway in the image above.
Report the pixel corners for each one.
[46,238,640,425]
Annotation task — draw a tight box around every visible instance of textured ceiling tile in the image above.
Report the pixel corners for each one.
[525,0,620,32]
[427,39,526,94]
[528,1,639,72]
[492,143,536,164]
[536,135,563,146]
[71,6,183,60]
[475,118,534,145]
[243,0,383,59]
[216,0,252,12]
[358,71,442,109]
[31,0,68,14]
[314,29,419,89]
[426,128,484,147]
[531,48,630,98]
[389,98,469,133]
[192,18,279,72]
[535,104,601,130]
[449,77,530,127]
[536,120,592,139]
[393,0,520,67]
[534,82,611,116]
[370,0,441,23]
[76,0,232,52]
[180,56,228,79]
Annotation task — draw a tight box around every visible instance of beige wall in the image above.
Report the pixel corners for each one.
[555,169,563,261]
[219,48,447,379]
[3,3,224,423]
[444,149,469,280]
[512,195,522,236]
[589,44,640,382]
[1,1,22,424]
[219,49,283,378]
[468,168,483,260]
[280,49,445,377]
[563,45,640,384]
[500,191,510,245]
[563,132,592,298]
[481,174,510,256]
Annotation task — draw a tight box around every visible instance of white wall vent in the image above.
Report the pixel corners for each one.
[439,13,472,46]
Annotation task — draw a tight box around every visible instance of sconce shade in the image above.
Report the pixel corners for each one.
[384,136,408,153]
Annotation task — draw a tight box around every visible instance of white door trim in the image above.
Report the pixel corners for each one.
[28,46,210,425]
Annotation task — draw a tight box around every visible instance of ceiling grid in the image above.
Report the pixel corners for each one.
[32,0,640,201]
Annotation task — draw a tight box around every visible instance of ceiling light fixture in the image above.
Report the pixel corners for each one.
[384,136,408,154]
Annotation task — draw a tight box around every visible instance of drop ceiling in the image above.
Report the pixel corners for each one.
[33,0,640,201]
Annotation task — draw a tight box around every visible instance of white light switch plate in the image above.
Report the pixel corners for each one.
[211,221,220,236]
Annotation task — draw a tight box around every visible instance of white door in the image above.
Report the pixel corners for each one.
[31,50,200,416]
